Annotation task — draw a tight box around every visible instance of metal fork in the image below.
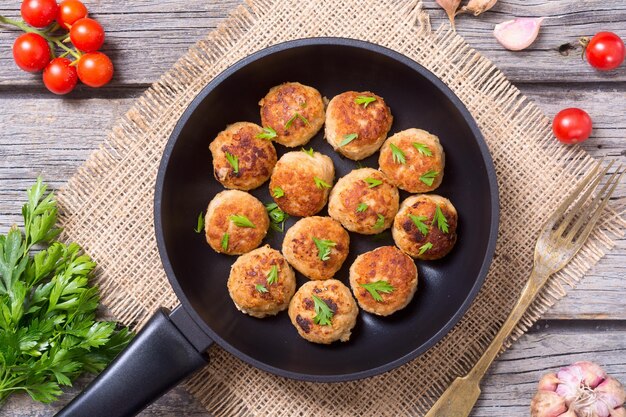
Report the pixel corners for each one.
[425,161,624,417]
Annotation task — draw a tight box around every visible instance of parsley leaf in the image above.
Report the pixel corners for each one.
[266,265,279,285]
[373,214,385,229]
[359,280,395,302]
[229,214,255,228]
[272,187,285,198]
[419,170,439,187]
[285,112,309,129]
[412,142,432,156]
[389,143,406,164]
[302,147,315,156]
[432,205,449,233]
[255,284,268,293]
[265,203,289,233]
[312,295,333,326]
[194,212,205,234]
[224,152,239,174]
[354,95,376,108]
[221,233,229,251]
[408,214,429,236]
[364,177,383,188]
[356,202,368,213]
[339,133,358,147]
[312,237,336,261]
[256,127,277,140]
[419,242,433,255]
[314,177,332,189]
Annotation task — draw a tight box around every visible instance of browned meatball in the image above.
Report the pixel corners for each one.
[325,91,393,160]
[288,279,358,344]
[379,128,445,193]
[227,245,296,318]
[282,216,350,281]
[392,194,458,260]
[269,150,334,217]
[205,190,269,255]
[259,82,325,147]
[328,168,399,234]
[349,246,418,316]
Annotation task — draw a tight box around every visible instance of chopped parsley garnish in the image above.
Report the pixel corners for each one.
[364,177,383,188]
[432,205,449,233]
[255,284,268,293]
[194,211,205,233]
[229,214,255,228]
[225,152,239,174]
[314,177,332,189]
[339,133,358,147]
[419,242,433,255]
[389,143,406,164]
[256,127,277,140]
[419,170,439,187]
[373,214,385,229]
[302,147,315,156]
[313,237,336,261]
[265,202,289,232]
[356,202,368,213]
[266,265,279,285]
[354,95,377,108]
[272,187,285,198]
[413,142,433,156]
[408,214,429,236]
[221,232,229,251]
[359,280,395,302]
[285,112,309,129]
[312,295,334,326]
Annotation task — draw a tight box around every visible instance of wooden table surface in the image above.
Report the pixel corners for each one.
[1,1,624,416]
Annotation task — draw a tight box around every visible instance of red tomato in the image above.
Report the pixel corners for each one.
[552,108,593,144]
[20,0,59,28]
[585,32,625,71]
[43,57,78,95]
[57,0,88,30]
[12,33,51,72]
[69,18,105,52]
[77,52,113,87]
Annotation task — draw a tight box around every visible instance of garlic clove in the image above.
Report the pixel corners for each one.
[575,361,607,388]
[493,17,544,51]
[611,407,626,417]
[461,0,498,16]
[537,373,560,392]
[436,0,462,28]
[597,377,626,409]
[530,391,567,417]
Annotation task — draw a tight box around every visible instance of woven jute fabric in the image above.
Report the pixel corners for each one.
[57,0,625,416]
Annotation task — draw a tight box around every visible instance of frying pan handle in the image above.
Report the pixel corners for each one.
[55,306,213,417]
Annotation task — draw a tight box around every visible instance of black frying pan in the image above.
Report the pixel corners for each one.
[56,38,499,417]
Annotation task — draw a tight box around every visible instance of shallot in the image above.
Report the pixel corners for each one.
[493,17,544,51]
[461,0,498,16]
[531,361,626,417]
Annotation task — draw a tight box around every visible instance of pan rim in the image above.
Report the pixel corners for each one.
[154,37,500,383]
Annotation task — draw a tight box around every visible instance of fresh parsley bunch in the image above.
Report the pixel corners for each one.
[0,178,132,405]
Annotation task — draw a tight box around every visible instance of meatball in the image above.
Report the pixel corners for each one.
[325,91,393,160]
[269,150,335,217]
[209,122,277,190]
[392,194,458,260]
[379,128,445,193]
[288,279,358,344]
[259,82,325,147]
[227,245,296,318]
[349,246,418,316]
[205,190,269,255]
[282,216,350,281]
[328,168,399,234]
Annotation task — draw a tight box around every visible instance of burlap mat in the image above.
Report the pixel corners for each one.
[57,0,625,416]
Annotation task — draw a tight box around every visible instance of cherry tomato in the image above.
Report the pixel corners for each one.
[57,0,88,30]
[552,108,593,144]
[20,0,59,28]
[43,57,78,95]
[585,32,625,71]
[77,52,113,87]
[12,33,51,72]
[69,18,105,52]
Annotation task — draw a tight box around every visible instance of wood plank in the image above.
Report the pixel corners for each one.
[0,0,625,86]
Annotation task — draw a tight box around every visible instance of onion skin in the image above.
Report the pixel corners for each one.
[436,0,462,28]
[461,0,498,16]
[531,362,626,417]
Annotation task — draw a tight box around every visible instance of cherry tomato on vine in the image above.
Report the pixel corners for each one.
[20,0,58,28]
[43,57,78,95]
[552,108,593,144]
[12,33,51,72]
[77,52,113,87]
[585,32,625,71]
[69,17,105,52]
[57,0,88,30]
